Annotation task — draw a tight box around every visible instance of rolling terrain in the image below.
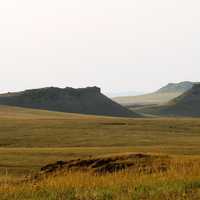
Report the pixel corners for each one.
[0,105,200,174]
[114,81,197,106]
[0,86,139,117]
[139,83,200,117]
[1,106,200,199]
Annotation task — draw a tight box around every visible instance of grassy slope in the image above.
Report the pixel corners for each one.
[114,82,196,106]
[0,105,200,175]
[135,103,198,117]
[139,84,200,117]
[113,92,182,106]
[1,105,200,148]
[1,106,200,199]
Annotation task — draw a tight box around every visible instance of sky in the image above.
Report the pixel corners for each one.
[0,0,200,94]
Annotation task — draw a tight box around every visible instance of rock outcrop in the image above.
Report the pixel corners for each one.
[0,86,140,117]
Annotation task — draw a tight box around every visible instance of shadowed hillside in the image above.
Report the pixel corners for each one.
[0,87,139,117]
[114,81,198,106]
[140,83,200,117]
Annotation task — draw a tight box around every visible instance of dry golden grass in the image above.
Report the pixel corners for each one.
[0,106,200,199]
[1,157,200,200]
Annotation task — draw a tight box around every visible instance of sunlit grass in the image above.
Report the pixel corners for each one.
[1,157,200,200]
[1,106,200,199]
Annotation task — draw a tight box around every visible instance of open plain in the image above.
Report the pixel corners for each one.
[0,105,200,199]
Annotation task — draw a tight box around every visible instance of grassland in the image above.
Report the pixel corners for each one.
[1,105,200,199]
[2,156,200,200]
[1,105,200,149]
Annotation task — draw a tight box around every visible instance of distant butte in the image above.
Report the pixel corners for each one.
[0,86,140,117]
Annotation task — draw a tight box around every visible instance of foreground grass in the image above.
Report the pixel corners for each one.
[1,106,200,199]
[2,147,200,176]
[1,157,200,200]
[1,105,200,176]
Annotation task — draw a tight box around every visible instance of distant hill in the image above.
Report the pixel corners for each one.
[106,91,144,98]
[0,87,140,118]
[114,81,198,106]
[139,83,200,117]
[156,81,196,93]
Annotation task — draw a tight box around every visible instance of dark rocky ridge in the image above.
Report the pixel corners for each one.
[0,86,140,117]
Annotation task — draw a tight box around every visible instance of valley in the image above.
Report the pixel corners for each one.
[1,83,200,199]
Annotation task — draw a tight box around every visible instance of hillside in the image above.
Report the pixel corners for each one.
[0,87,139,117]
[156,81,195,93]
[139,83,200,117]
[114,81,197,106]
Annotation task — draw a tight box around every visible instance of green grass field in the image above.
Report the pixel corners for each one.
[1,105,200,199]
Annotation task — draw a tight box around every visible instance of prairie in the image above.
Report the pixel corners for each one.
[2,156,200,200]
[0,105,200,199]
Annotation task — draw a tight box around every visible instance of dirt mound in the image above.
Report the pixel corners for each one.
[39,154,169,176]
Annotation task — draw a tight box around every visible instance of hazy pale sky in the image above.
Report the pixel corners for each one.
[0,0,200,94]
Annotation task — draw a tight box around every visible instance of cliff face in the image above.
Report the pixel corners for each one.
[0,87,140,117]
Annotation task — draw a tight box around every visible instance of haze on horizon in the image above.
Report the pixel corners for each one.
[0,0,200,95]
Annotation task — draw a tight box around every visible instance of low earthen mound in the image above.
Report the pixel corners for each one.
[39,153,169,176]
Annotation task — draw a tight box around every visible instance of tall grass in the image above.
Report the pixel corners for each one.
[1,158,200,200]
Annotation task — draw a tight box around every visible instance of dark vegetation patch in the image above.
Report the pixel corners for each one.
[38,153,169,177]
[100,122,128,126]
